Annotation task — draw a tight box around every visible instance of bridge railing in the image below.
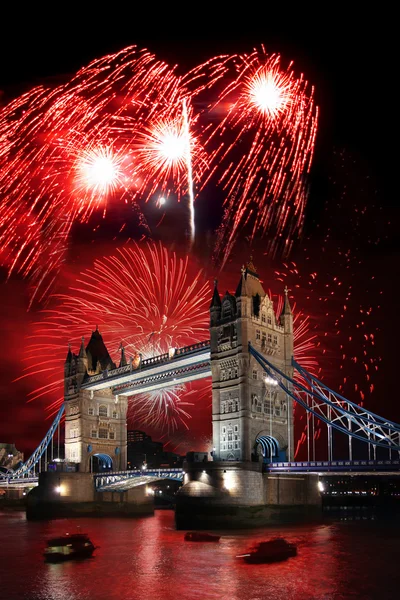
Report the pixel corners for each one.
[93,468,184,488]
[0,476,39,487]
[265,459,400,472]
[84,340,211,387]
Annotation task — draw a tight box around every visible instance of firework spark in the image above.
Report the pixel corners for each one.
[129,386,193,432]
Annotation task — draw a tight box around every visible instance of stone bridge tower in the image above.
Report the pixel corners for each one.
[64,328,128,472]
[210,260,294,462]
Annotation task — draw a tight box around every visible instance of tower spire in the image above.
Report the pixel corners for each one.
[65,342,72,363]
[78,336,87,358]
[119,342,127,367]
[281,286,292,316]
[210,278,222,308]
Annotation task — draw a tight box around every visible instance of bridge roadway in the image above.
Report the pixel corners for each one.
[93,460,400,492]
[81,340,211,395]
[1,460,399,491]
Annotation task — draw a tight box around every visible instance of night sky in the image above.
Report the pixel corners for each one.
[0,11,398,458]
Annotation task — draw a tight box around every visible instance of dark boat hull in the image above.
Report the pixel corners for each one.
[44,548,95,562]
[244,549,297,564]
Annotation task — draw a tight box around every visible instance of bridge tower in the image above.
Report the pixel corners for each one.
[210,260,294,462]
[64,328,128,472]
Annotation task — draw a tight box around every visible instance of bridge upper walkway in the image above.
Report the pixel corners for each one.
[81,340,211,396]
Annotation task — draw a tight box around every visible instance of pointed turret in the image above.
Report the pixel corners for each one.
[119,342,127,367]
[86,326,116,372]
[235,258,265,299]
[65,343,72,363]
[64,343,73,379]
[76,335,88,376]
[78,336,87,358]
[280,286,294,372]
[210,279,222,308]
[210,279,222,326]
[281,285,292,316]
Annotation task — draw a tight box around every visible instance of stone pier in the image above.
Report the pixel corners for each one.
[175,461,321,529]
[26,472,153,520]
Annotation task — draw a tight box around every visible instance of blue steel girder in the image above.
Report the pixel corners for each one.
[249,343,400,452]
[1,405,65,480]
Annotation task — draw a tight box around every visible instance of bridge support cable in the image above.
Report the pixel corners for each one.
[293,359,400,459]
[294,359,400,432]
[3,404,65,480]
[249,344,400,455]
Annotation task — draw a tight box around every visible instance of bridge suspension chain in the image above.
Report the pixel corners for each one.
[1,404,65,480]
[249,343,400,453]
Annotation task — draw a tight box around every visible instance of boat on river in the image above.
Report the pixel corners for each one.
[184,531,221,542]
[44,533,97,562]
[238,537,297,564]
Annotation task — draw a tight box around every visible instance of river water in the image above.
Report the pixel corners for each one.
[0,510,399,600]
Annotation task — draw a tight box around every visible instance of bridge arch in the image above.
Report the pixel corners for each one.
[255,435,285,462]
[90,453,113,473]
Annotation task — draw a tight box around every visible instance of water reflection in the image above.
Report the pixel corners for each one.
[0,510,399,599]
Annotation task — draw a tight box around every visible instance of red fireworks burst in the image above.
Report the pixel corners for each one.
[0,47,207,305]
[188,46,318,266]
[18,241,210,430]
[0,44,318,304]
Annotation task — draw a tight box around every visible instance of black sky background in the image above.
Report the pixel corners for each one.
[0,8,398,455]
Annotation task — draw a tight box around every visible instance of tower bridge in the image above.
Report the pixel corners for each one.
[3,259,400,523]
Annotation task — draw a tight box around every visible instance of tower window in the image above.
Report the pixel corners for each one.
[91,430,97,438]
[268,333,272,343]
[252,369,258,380]
[222,300,233,319]
[109,431,115,440]
[98,428,108,439]
[99,405,108,417]
[88,407,94,416]
[267,315,272,325]
[264,400,272,415]
[256,329,261,341]
[273,335,278,345]
[261,312,266,323]
[112,410,117,419]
